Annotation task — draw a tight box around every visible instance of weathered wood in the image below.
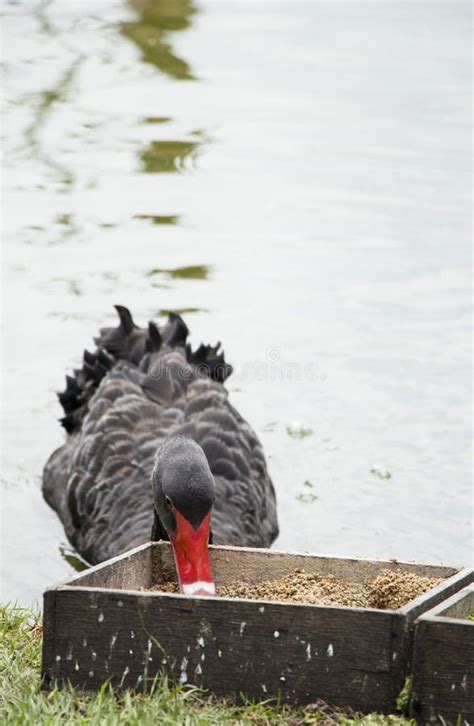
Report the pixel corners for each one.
[152,543,459,590]
[41,543,472,713]
[399,569,474,676]
[41,589,57,690]
[410,586,474,725]
[45,587,404,711]
[67,543,152,591]
[399,569,474,624]
[438,589,474,620]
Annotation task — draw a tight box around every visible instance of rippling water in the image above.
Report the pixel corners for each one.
[1,0,472,605]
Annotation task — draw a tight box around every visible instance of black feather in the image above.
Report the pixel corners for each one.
[163,312,189,348]
[147,321,162,352]
[114,305,136,334]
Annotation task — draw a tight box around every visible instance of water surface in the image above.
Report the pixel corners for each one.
[1,0,472,605]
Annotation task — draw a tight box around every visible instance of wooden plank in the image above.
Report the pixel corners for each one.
[437,588,474,620]
[387,612,410,710]
[65,543,152,590]
[46,587,398,711]
[59,541,465,604]
[394,568,473,679]
[399,569,474,622]
[152,543,460,592]
[41,589,57,690]
[42,544,472,713]
[411,615,474,724]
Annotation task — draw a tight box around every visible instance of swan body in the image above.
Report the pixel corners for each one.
[43,306,279,584]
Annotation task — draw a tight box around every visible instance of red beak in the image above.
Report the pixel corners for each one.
[170,509,215,597]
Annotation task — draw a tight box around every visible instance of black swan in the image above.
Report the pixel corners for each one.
[43,306,279,596]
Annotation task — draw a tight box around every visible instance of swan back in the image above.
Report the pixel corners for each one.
[43,307,278,564]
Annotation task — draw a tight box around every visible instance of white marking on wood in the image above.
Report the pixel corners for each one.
[274,630,280,638]
[110,634,117,651]
[179,657,188,684]
[75,661,79,671]
[262,684,267,693]
[195,663,202,675]
[117,601,123,608]
[55,655,61,662]
[98,612,104,623]
[306,643,311,661]
[92,651,97,661]
[201,653,205,661]
[197,636,205,647]
[88,671,94,678]
[82,638,87,647]
[239,622,246,635]
[199,621,212,636]
[119,667,130,687]
[218,650,222,658]
[258,606,265,613]
[462,674,467,690]
[280,676,286,682]
[327,644,334,657]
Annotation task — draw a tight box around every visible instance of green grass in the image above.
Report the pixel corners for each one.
[0,604,415,725]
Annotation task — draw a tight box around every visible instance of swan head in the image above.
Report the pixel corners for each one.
[151,435,216,597]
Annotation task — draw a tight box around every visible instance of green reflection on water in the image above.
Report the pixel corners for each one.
[159,307,209,316]
[142,116,172,124]
[55,213,73,226]
[148,264,210,279]
[121,0,197,80]
[140,139,200,173]
[286,424,314,439]
[59,545,89,572]
[134,214,179,225]
[25,59,82,187]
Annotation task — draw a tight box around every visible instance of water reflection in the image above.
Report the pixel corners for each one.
[148,264,211,279]
[59,545,88,573]
[140,138,201,173]
[142,116,172,124]
[121,0,197,80]
[158,307,209,316]
[134,213,179,225]
[295,481,318,504]
[24,59,82,187]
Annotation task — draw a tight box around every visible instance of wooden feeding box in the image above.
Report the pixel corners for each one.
[410,584,474,724]
[42,543,472,713]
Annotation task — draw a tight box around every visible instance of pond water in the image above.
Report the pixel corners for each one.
[1,0,472,606]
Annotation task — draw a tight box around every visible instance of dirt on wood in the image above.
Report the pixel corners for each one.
[148,568,443,609]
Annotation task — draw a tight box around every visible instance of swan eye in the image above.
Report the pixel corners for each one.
[165,495,173,509]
